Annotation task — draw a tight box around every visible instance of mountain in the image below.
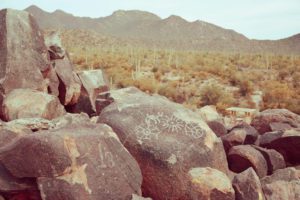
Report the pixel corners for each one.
[25,5,300,53]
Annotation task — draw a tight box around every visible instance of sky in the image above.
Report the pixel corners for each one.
[1,0,300,40]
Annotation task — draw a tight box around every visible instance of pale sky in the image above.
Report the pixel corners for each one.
[1,0,300,40]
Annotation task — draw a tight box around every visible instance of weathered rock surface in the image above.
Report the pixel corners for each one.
[221,123,258,153]
[261,167,300,200]
[258,128,300,165]
[1,89,65,121]
[252,146,286,175]
[0,123,142,200]
[131,194,152,200]
[228,145,268,178]
[251,109,300,134]
[45,31,65,60]
[187,167,235,200]
[232,168,265,200]
[98,87,229,199]
[0,9,48,94]
[68,70,109,115]
[207,120,227,137]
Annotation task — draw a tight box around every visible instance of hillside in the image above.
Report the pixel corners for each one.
[25,5,300,54]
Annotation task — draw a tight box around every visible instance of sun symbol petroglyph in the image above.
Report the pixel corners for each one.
[135,123,160,141]
[184,123,206,139]
[161,115,185,133]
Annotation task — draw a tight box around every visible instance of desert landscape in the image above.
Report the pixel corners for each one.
[0,2,299,200]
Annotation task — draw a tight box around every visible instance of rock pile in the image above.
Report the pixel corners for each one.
[0,8,299,200]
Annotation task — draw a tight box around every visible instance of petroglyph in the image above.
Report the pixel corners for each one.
[98,143,115,168]
[135,112,206,141]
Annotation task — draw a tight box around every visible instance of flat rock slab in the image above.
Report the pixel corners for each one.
[0,123,142,200]
[258,129,300,165]
[98,87,229,199]
[251,109,300,134]
[0,9,48,94]
[228,145,268,178]
[232,168,265,200]
[1,89,65,121]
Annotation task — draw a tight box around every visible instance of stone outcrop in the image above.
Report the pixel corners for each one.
[0,9,49,94]
[98,87,229,199]
[0,123,142,200]
[251,109,300,134]
[232,168,265,200]
[1,89,65,121]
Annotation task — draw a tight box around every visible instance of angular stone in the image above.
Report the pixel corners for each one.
[261,167,300,200]
[252,146,286,175]
[230,123,259,144]
[251,109,300,134]
[270,122,293,132]
[98,87,229,199]
[1,89,65,121]
[187,167,235,200]
[207,120,227,137]
[228,145,268,178]
[6,118,54,132]
[68,70,109,115]
[0,123,142,199]
[45,31,65,60]
[55,55,81,106]
[0,9,49,94]
[232,168,265,200]
[258,129,300,165]
[198,105,223,122]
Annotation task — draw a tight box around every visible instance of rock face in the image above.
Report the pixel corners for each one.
[232,168,265,200]
[198,105,223,122]
[0,9,48,94]
[98,87,229,199]
[1,89,65,121]
[251,109,300,134]
[261,167,300,200]
[68,70,109,115]
[258,128,300,165]
[188,167,235,200]
[0,123,142,200]
[228,145,268,178]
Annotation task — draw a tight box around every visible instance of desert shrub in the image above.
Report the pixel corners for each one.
[199,83,235,112]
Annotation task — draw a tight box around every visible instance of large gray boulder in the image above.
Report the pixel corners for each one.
[1,89,65,121]
[98,87,229,199]
[0,9,49,94]
[0,123,142,200]
[251,109,300,134]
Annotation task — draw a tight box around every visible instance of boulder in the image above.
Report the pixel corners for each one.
[6,118,54,132]
[261,167,300,200]
[228,145,268,178]
[221,123,259,153]
[1,89,65,121]
[187,167,235,200]
[232,168,265,200]
[0,123,142,200]
[45,31,65,60]
[68,70,109,115]
[0,9,48,94]
[198,105,223,122]
[251,109,300,134]
[258,128,300,165]
[207,120,227,137]
[98,87,229,199]
[252,146,286,175]
[55,55,81,106]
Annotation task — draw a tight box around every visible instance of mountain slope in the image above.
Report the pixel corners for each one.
[25,5,300,53]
